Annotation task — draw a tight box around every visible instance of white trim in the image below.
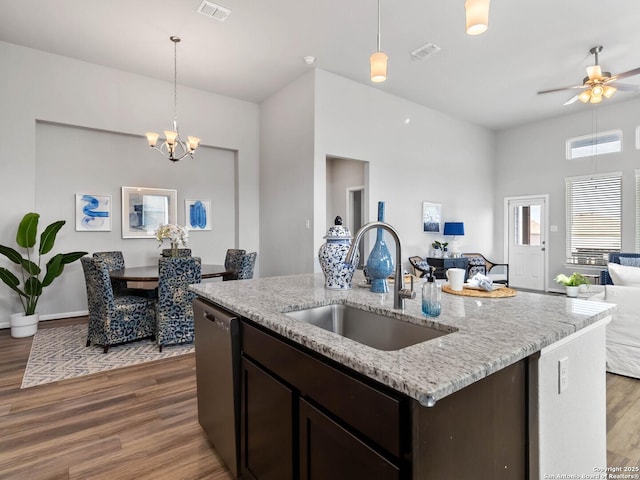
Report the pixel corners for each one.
[0,310,88,330]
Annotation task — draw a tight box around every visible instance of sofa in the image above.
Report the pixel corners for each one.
[590,258,640,379]
[600,252,640,284]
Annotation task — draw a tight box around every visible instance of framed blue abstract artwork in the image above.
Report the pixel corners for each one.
[75,193,112,231]
[185,199,211,231]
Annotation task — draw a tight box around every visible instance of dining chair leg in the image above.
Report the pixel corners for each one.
[86,340,91,347]
[103,345,109,354]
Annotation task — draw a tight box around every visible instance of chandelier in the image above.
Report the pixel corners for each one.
[145,36,200,162]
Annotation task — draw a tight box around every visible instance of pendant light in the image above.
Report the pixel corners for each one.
[465,0,491,36]
[370,0,388,82]
[145,36,200,162]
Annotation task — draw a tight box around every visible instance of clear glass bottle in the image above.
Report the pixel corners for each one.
[422,269,441,317]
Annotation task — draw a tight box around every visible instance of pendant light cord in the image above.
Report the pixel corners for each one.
[377,0,381,52]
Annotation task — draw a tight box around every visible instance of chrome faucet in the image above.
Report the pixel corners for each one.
[345,221,416,310]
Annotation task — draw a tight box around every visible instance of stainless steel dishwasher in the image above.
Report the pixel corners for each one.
[194,298,241,479]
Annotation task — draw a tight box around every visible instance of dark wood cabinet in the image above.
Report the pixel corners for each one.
[241,358,294,480]
[238,318,526,480]
[426,256,469,280]
[240,320,409,480]
[299,398,401,480]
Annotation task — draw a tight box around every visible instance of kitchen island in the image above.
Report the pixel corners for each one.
[191,273,615,479]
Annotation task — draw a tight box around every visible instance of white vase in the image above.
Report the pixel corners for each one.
[10,312,39,338]
[565,286,579,298]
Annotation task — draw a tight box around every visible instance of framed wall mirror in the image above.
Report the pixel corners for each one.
[121,186,177,238]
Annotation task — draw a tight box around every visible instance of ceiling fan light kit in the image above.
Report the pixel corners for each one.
[538,45,640,106]
[465,0,490,35]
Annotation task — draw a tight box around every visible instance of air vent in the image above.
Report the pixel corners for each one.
[410,43,441,60]
[197,0,231,22]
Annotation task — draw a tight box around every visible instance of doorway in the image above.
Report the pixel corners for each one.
[504,195,548,291]
[326,157,368,268]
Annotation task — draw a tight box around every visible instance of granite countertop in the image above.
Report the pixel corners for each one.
[191,273,615,406]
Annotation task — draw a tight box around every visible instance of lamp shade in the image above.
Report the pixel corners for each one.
[443,222,465,236]
[465,0,490,35]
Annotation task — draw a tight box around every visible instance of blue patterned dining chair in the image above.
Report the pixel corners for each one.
[161,248,192,257]
[93,251,156,298]
[236,252,257,280]
[223,248,246,281]
[156,256,202,352]
[81,257,156,353]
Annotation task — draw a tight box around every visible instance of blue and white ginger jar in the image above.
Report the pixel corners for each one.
[318,216,360,290]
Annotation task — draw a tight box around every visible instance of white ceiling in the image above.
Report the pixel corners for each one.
[1,0,639,131]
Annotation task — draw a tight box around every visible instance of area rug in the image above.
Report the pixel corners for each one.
[21,324,194,389]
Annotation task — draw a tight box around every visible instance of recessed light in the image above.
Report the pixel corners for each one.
[303,56,316,65]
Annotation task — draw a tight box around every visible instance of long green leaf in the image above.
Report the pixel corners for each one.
[0,245,23,264]
[0,268,26,298]
[24,276,42,297]
[16,213,39,249]
[61,251,88,264]
[39,220,65,255]
[20,258,40,276]
[42,255,65,287]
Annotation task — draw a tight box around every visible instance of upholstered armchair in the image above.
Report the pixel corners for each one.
[409,256,432,278]
[81,257,156,353]
[161,248,192,257]
[93,251,156,298]
[236,252,257,280]
[156,256,202,352]
[462,253,509,285]
[223,248,246,281]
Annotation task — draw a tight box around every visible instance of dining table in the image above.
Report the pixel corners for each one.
[109,264,231,282]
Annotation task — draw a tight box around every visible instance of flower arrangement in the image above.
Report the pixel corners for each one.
[155,224,188,254]
[554,272,589,287]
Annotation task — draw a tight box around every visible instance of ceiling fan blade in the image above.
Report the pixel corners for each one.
[537,85,586,95]
[613,83,640,92]
[564,94,580,105]
[610,66,640,81]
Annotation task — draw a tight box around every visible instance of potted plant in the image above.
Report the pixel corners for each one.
[431,241,449,258]
[554,272,589,297]
[0,212,87,337]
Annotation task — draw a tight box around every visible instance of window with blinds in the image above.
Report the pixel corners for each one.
[566,129,622,160]
[565,172,622,266]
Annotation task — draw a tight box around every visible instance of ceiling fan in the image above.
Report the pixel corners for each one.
[538,46,640,105]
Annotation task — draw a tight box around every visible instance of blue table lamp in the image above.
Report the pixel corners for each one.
[443,222,465,238]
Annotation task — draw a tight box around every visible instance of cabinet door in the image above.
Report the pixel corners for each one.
[241,357,294,480]
[299,398,401,480]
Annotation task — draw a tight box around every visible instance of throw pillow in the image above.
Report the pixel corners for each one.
[607,262,640,287]
[619,256,640,267]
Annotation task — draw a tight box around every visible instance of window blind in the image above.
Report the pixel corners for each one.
[565,172,622,266]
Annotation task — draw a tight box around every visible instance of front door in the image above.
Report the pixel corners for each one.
[506,196,548,291]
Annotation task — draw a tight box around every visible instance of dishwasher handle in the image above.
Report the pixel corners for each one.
[203,308,238,332]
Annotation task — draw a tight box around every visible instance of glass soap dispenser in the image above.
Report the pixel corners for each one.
[422,267,441,317]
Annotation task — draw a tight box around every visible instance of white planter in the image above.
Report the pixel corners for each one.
[10,312,39,338]
[565,286,580,298]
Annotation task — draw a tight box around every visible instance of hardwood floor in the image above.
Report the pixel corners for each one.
[1,317,639,478]
[0,317,233,480]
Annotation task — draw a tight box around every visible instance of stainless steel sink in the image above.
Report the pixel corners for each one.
[284,304,451,351]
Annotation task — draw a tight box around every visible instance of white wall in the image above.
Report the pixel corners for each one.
[495,97,640,288]
[314,70,497,273]
[259,71,316,276]
[0,40,259,324]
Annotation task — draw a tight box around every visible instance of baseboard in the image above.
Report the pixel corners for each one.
[0,310,88,330]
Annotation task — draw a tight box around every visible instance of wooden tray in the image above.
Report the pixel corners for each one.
[442,284,517,298]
